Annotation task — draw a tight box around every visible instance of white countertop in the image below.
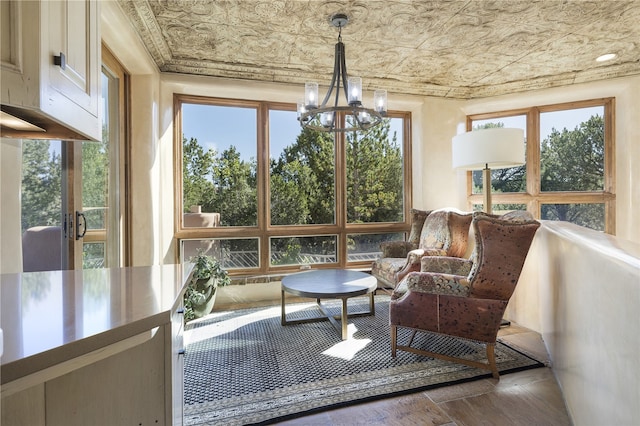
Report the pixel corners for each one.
[1,264,193,384]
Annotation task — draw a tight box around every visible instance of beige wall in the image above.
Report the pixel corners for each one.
[507,221,640,425]
[0,139,23,274]
[102,1,161,266]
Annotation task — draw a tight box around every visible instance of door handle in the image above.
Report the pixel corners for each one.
[76,211,87,240]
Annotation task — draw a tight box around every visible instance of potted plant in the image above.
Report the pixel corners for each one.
[184,251,230,322]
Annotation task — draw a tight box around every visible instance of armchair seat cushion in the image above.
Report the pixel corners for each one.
[390,290,507,342]
[371,208,472,289]
[420,256,474,276]
[373,247,449,289]
[371,257,406,288]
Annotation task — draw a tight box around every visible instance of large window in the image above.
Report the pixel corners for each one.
[175,95,412,275]
[466,98,614,233]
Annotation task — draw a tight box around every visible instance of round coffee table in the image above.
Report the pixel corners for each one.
[281,269,377,340]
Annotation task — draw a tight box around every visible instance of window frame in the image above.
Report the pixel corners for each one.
[173,94,413,275]
[465,98,615,233]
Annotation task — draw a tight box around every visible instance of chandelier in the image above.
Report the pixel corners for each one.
[297,13,387,133]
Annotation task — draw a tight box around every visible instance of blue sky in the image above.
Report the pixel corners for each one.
[182,103,405,161]
[472,106,603,139]
[183,102,603,162]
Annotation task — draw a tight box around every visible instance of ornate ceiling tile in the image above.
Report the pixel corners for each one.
[117,0,640,99]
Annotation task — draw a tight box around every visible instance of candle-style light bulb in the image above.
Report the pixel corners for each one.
[347,77,362,105]
[305,82,318,108]
[374,89,387,114]
[320,112,334,128]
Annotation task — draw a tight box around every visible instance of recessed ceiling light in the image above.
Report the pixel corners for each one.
[596,53,617,62]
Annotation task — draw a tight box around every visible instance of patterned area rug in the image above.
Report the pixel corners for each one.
[184,295,543,425]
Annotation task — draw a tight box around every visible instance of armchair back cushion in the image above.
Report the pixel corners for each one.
[418,209,472,258]
[407,208,431,245]
[468,212,541,300]
[372,208,471,289]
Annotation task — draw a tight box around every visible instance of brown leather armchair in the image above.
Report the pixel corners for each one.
[389,211,540,379]
[371,208,472,290]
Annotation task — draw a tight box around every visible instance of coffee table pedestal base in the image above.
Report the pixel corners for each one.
[281,291,375,340]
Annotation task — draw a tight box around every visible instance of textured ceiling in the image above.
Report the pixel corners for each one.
[117,0,640,99]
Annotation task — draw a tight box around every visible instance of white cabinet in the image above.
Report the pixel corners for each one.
[1,265,192,425]
[0,0,101,141]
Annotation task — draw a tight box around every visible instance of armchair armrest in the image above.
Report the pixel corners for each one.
[421,256,473,276]
[380,241,418,258]
[406,248,448,266]
[393,247,449,284]
[391,271,470,300]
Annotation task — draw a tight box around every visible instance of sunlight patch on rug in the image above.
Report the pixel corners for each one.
[322,334,372,360]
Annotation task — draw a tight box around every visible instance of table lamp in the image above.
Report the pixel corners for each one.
[452,127,525,214]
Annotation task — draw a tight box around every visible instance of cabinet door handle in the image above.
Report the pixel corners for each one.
[178,349,186,356]
[53,52,66,70]
[177,308,185,314]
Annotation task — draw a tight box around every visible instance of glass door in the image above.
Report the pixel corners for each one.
[7,48,127,272]
[73,54,125,269]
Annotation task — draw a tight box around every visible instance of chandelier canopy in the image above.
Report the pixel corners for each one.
[297,14,387,133]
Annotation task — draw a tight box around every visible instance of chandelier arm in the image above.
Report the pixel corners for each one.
[320,41,341,108]
[330,42,347,129]
[338,42,350,105]
[299,106,383,132]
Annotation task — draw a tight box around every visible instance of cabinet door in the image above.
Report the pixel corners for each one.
[1,1,41,107]
[172,305,185,425]
[45,0,99,119]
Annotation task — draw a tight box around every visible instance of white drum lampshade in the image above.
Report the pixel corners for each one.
[452,127,525,213]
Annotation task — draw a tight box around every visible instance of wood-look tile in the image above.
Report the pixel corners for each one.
[493,366,555,388]
[331,393,453,426]
[275,392,453,426]
[496,323,530,337]
[499,330,550,364]
[519,377,572,421]
[424,378,496,403]
[439,392,524,426]
[275,411,333,426]
[441,383,571,426]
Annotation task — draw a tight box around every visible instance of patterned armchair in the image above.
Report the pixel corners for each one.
[389,210,540,379]
[371,208,472,290]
